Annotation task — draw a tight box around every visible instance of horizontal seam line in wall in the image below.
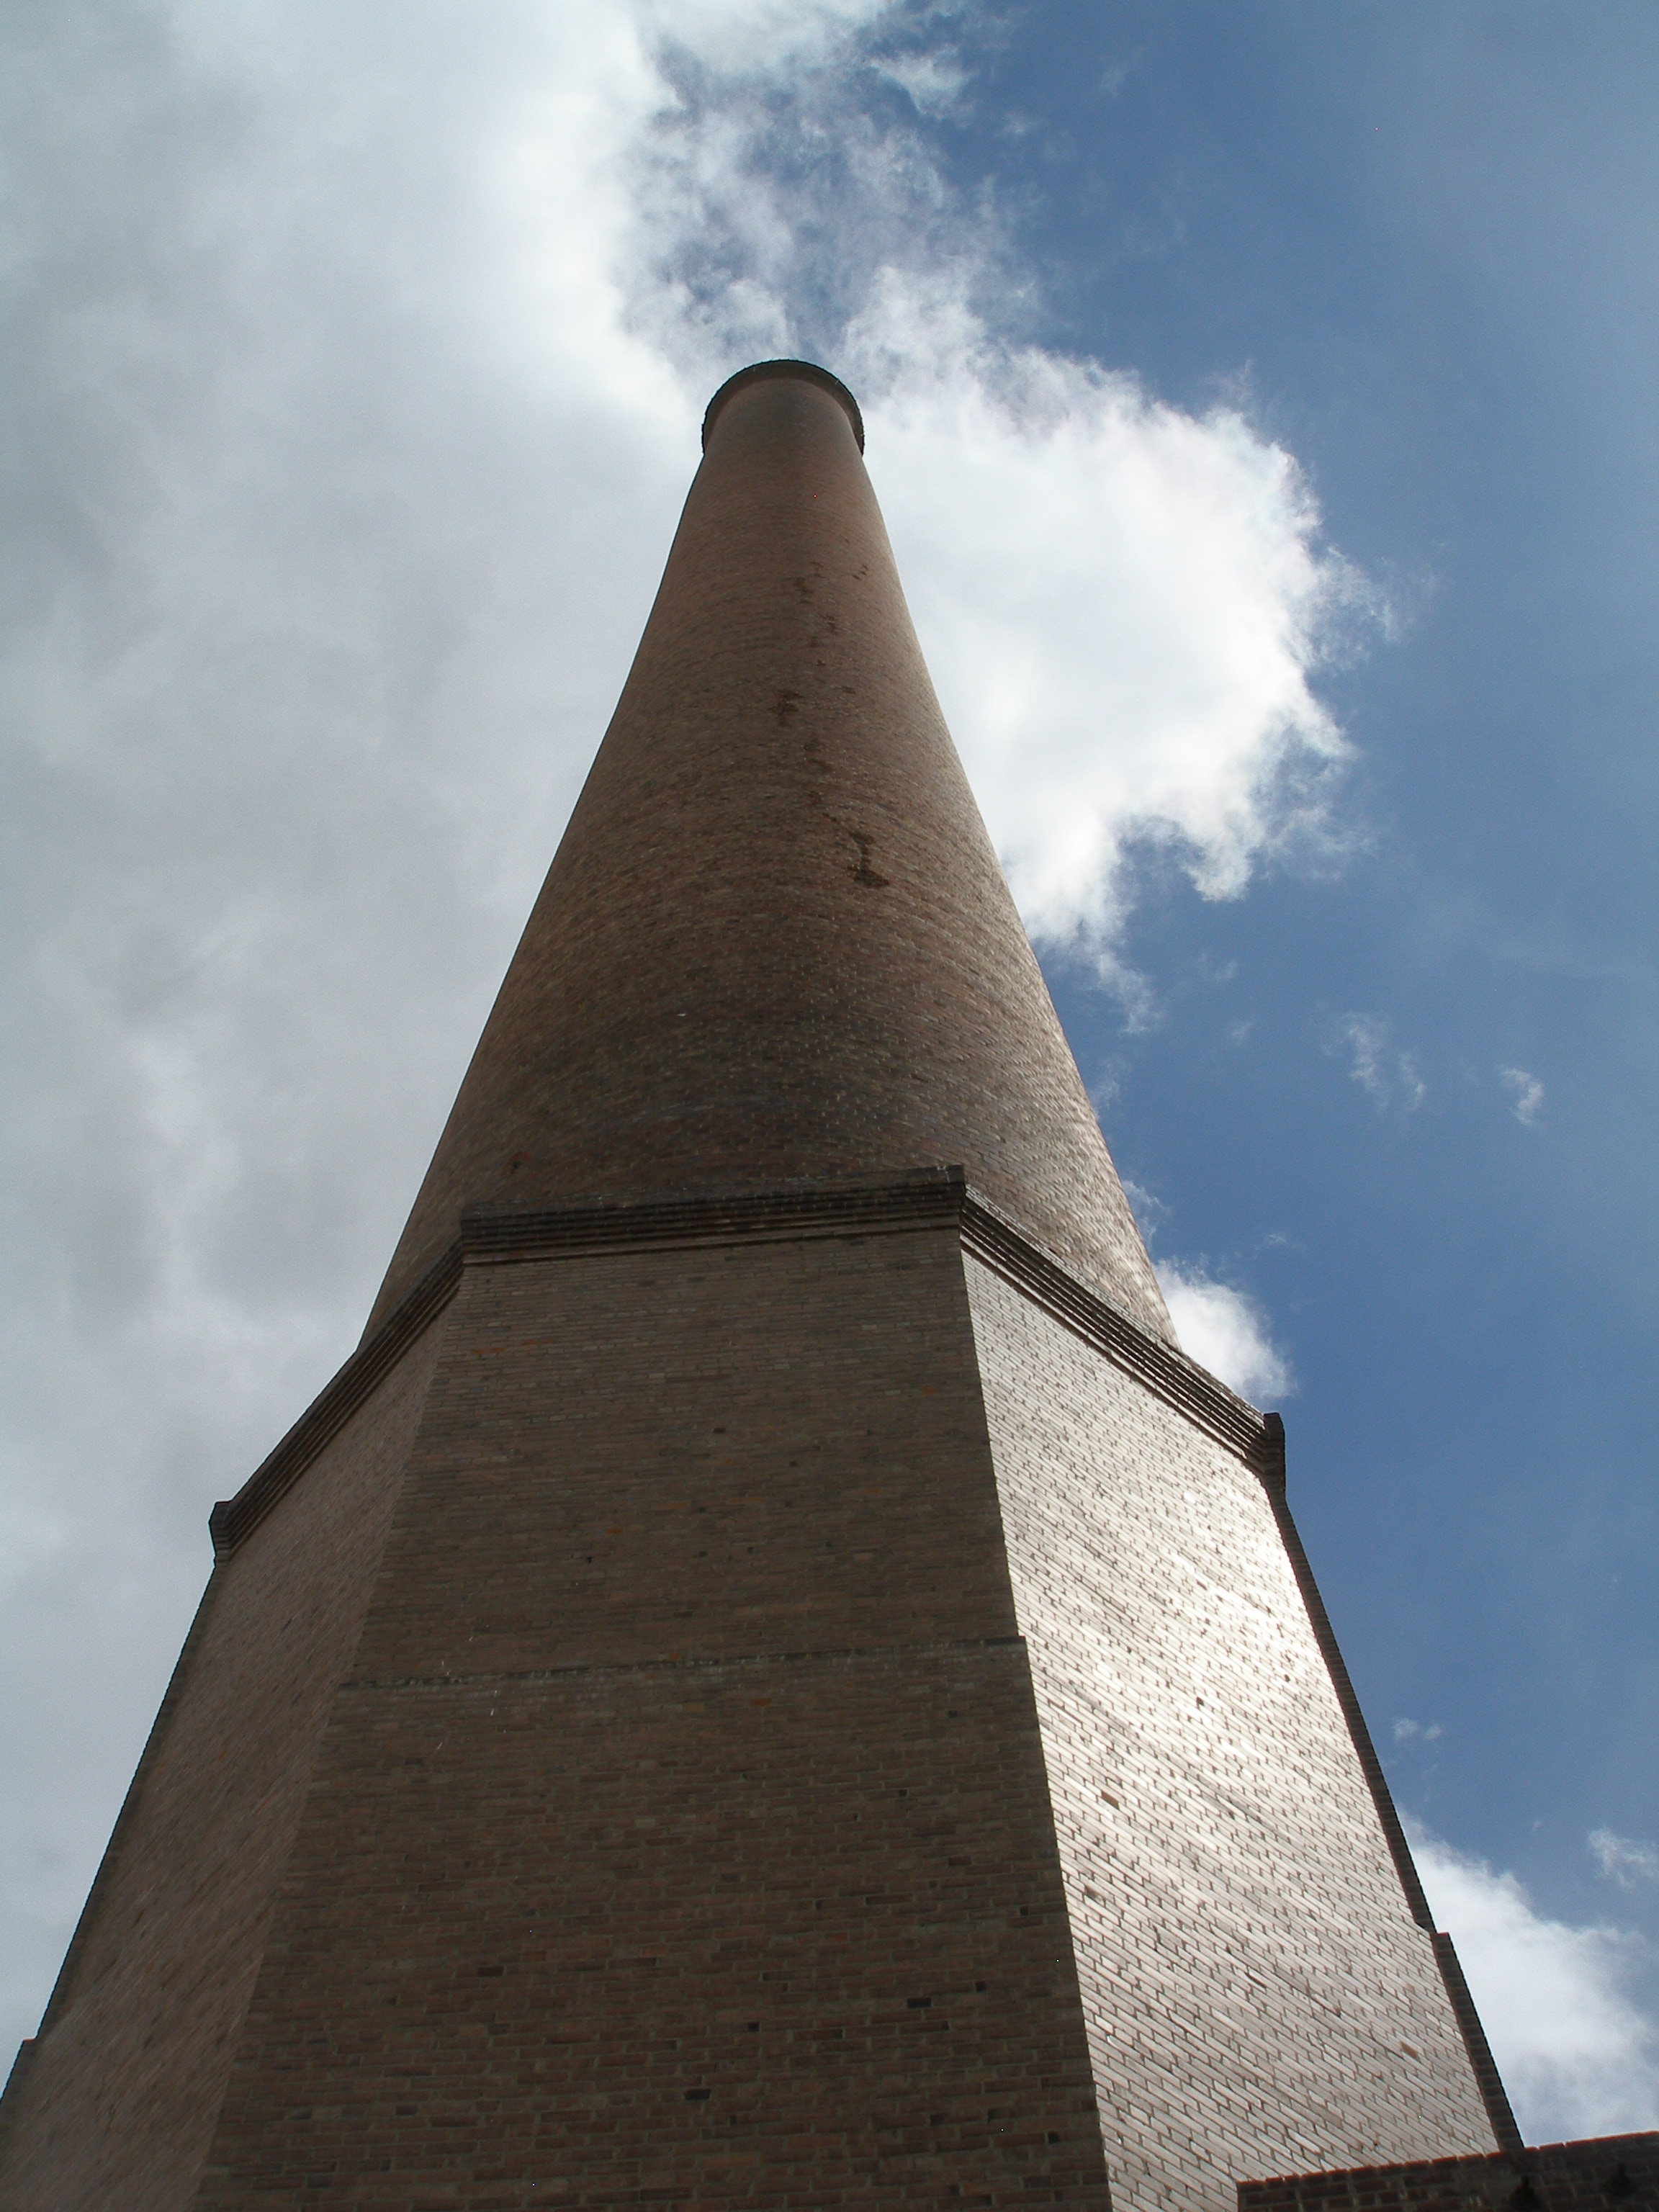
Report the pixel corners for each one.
[207,1172,969,1561]
[338,1634,1028,1693]
[459,1170,965,1264]
[465,1207,958,1266]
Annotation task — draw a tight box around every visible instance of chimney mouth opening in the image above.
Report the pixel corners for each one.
[702,359,866,454]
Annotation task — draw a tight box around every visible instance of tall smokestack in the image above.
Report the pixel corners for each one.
[1,362,1515,2211]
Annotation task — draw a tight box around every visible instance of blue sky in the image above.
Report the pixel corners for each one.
[1,0,1654,2138]
[1020,3,1659,2117]
[1017,0,1657,1982]
[986,0,1659,2079]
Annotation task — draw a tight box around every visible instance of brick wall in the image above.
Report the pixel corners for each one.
[197,1644,1107,2208]
[5,1190,1527,2208]
[192,1223,1116,2207]
[0,1313,446,2210]
[966,1256,1496,2208]
[1238,2131,1659,2208]
[356,1219,1018,1679]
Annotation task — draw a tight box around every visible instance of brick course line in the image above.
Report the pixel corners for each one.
[958,1192,1271,1469]
[467,1176,1269,1473]
[341,1632,1028,1694]
[460,1164,966,1263]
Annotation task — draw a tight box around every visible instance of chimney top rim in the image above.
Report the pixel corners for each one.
[702,359,865,455]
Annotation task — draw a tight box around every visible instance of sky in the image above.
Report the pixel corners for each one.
[1,0,1655,2148]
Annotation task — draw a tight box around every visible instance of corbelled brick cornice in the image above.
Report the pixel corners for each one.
[214,1166,1262,1563]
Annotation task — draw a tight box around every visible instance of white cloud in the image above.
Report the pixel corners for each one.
[1591,1829,1659,1891]
[876,48,974,117]
[862,312,1370,964]
[1330,1013,1426,1112]
[1392,1717,1442,1743]
[0,0,1372,2059]
[1155,1263,1292,1403]
[1501,1066,1545,1125]
[588,9,1377,967]
[1414,1828,1659,2141]
[1120,1176,1169,1238]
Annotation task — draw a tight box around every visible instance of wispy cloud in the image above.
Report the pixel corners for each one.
[1120,1176,1169,1237]
[1414,1827,1659,2140]
[1392,1717,1442,1743]
[1329,1013,1426,1111]
[875,47,974,118]
[1591,1829,1659,1891]
[1501,1066,1545,1125]
[1155,1262,1292,1402]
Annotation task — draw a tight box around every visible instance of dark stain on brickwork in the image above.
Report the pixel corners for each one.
[848,829,890,886]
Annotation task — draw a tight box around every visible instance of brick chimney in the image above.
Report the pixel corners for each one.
[1,363,1529,2211]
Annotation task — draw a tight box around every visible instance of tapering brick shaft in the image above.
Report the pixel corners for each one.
[367,362,1169,1340]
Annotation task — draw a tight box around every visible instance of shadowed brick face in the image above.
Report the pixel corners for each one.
[0,1319,445,2211]
[198,1649,1103,2206]
[355,1225,1016,1680]
[3,361,1557,2208]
